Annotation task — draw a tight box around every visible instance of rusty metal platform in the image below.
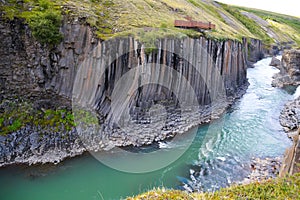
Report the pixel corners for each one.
[174,16,215,30]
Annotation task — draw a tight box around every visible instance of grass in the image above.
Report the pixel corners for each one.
[128,173,300,200]
[1,0,299,46]
[268,20,300,45]
[0,101,76,135]
[219,2,274,45]
[114,27,202,54]
[0,100,102,136]
[1,0,62,46]
[226,5,300,46]
[239,7,300,34]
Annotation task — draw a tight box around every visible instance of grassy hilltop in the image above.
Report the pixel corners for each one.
[1,0,300,47]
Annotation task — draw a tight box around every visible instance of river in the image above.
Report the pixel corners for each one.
[0,57,294,200]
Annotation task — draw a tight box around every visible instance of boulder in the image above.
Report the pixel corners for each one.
[269,56,281,69]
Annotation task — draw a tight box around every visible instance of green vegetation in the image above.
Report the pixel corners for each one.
[0,101,75,135]
[240,8,300,34]
[187,0,225,24]
[219,3,274,45]
[72,108,99,126]
[1,0,300,47]
[1,0,62,45]
[115,27,202,54]
[0,100,103,135]
[128,173,300,200]
[23,1,62,45]
[57,0,300,47]
[232,6,300,46]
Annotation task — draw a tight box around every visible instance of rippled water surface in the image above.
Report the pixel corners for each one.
[0,57,293,200]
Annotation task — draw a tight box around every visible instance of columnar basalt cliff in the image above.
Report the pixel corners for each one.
[0,17,256,166]
[242,37,265,67]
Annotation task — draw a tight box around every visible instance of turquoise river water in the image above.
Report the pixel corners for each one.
[0,57,295,200]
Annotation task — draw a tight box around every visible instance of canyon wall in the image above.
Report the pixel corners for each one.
[242,37,265,67]
[0,17,253,165]
[280,128,300,176]
[277,51,300,176]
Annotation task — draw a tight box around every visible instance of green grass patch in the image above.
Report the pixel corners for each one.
[187,0,225,24]
[114,27,202,54]
[72,108,99,126]
[235,6,300,46]
[219,3,274,45]
[1,0,63,46]
[0,100,102,136]
[0,101,76,135]
[128,173,300,200]
[239,7,300,34]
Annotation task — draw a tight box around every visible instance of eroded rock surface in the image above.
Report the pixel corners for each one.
[280,97,300,132]
[280,130,300,176]
[272,50,300,88]
[269,56,281,69]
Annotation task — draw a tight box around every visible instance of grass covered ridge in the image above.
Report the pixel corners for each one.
[128,173,300,200]
[1,0,300,46]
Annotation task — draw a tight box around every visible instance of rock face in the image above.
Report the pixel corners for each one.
[269,56,281,69]
[242,37,265,67]
[0,17,253,166]
[0,18,249,108]
[0,18,97,108]
[280,129,300,176]
[279,97,300,176]
[272,50,300,88]
[280,97,300,132]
